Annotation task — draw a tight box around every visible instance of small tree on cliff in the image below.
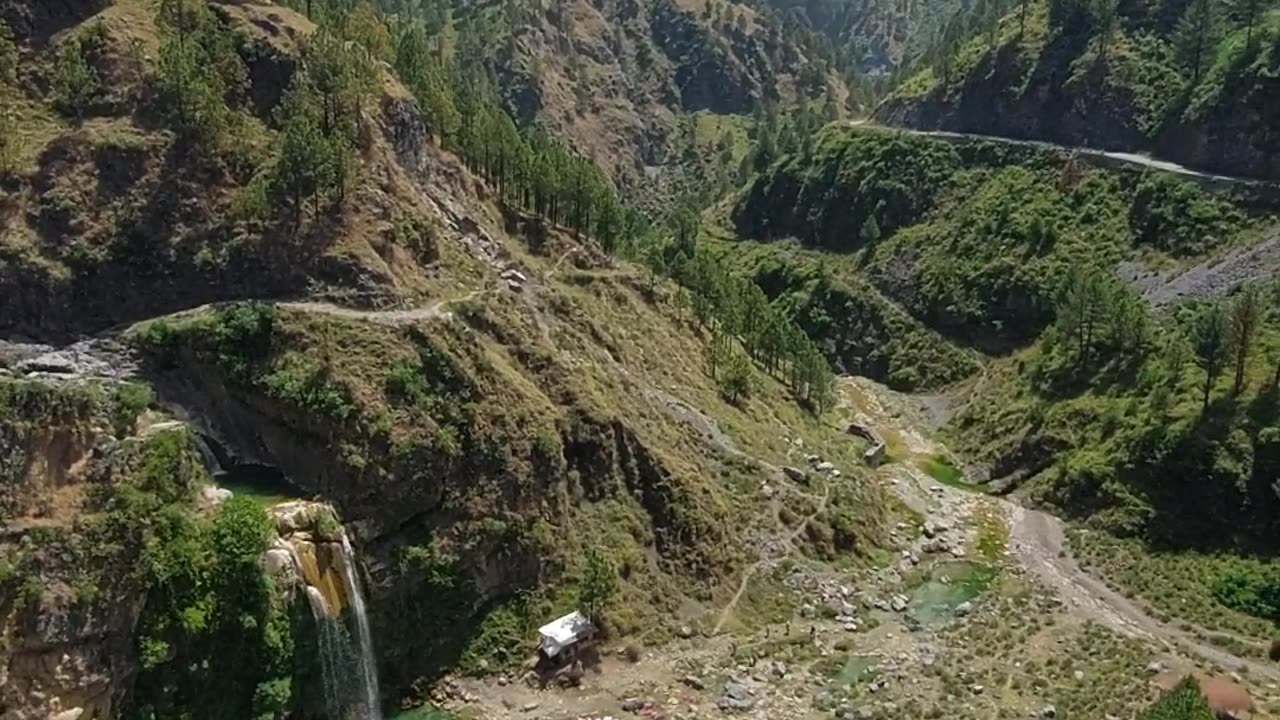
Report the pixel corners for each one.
[579,548,618,624]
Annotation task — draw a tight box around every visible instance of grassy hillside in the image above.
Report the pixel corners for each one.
[0,0,460,339]
[876,0,1280,179]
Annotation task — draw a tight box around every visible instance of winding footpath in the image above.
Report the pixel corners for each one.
[277,290,487,325]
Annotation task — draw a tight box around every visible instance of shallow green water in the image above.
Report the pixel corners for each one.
[828,654,876,689]
[908,560,996,624]
[215,464,303,506]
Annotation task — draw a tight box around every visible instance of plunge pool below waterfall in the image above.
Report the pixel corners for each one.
[214,462,305,506]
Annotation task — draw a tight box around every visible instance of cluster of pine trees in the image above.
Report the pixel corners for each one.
[1053,266,1278,414]
[661,210,836,412]
[748,98,839,174]
[911,0,1275,95]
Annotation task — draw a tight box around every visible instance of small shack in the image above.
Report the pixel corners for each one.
[537,611,597,660]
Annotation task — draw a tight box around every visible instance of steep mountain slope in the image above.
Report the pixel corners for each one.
[732,125,1261,347]
[755,0,966,71]
[435,0,849,183]
[0,0,895,716]
[0,0,451,340]
[875,0,1280,179]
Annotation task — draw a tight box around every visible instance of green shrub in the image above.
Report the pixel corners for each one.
[1139,677,1214,720]
[110,382,154,438]
[1213,564,1280,621]
[1128,173,1241,256]
[50,39,99,118]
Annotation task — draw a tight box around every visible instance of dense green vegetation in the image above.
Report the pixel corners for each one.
[957,280,1280,556]
[882,0,1280,178]
[735,128,1249,346]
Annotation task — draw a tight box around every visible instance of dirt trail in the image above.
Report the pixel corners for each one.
[845,377,1280,681]
[711,481,831,634]
[278,290,486,325]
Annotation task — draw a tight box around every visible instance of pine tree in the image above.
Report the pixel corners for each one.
[1228,286,1261,395]
[50,39,99,118]
[0,20,17,85]
[1175,0,1220,84]
[273,77,329,223]
[1057,267,1109,368]
[1090,0,1120,61]
[1227,0,1263,48]
[858,213,881,245]
[1192,302,1229,412]
[157,0,204,47]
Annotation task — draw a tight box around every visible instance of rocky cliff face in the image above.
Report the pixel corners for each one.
[487,0,842,183]
[0,378,188,720]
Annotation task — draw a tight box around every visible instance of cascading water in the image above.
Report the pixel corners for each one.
[305,586,348,719]
[277,503,383,720]
[338,531,383,720]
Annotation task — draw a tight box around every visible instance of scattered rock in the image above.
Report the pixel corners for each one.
[677,625,694,639]
[971,684,984,695]
[923,518,949,538]
[681,675,705,690]
[769,661,787,679]
[1040,705,1057,718]
[806,454,821,465]
[889,595,909,612]
[930,485,945,494]
[622,698,646,712]
[816,461,836,472]
[522,701,540,712]
[1146,661,1165,674]
[199,485,233,509]
[717,681,755,713]
[1072,670,1084,681]
[954,601,973,617]
[783,466,807,483]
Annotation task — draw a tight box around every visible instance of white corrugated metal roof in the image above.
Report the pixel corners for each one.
[538,611,595,657]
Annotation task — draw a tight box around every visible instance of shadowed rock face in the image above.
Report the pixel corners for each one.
[0,0,109,41]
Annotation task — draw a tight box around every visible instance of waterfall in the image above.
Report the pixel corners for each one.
[338,530,383,720]
[279,503,383,720]
[305,587,348,719]
[191,433,223,477]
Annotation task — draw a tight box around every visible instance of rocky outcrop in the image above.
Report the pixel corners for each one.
[0,384,179,720]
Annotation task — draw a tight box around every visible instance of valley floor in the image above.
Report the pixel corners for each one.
[437,378,1280,720]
